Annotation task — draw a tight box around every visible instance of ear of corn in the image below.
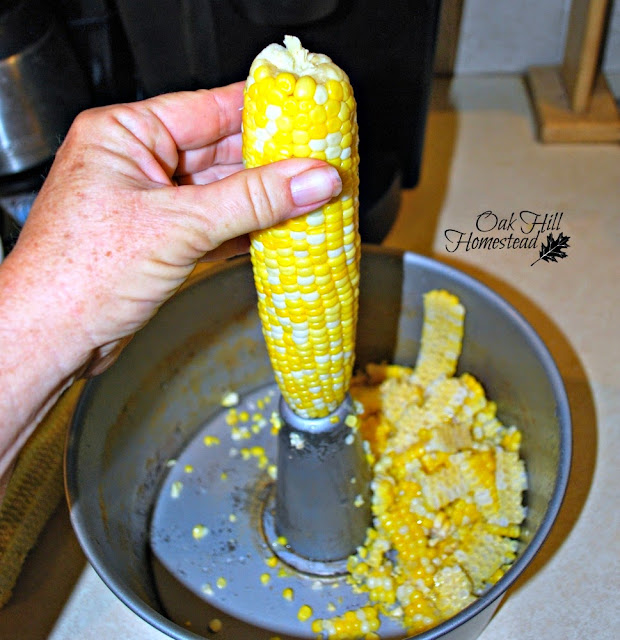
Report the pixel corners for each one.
[242,35,360,419]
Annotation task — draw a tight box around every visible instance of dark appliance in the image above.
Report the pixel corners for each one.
[1,0,441,251]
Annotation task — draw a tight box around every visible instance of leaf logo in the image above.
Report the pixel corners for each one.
[531,232,570,266]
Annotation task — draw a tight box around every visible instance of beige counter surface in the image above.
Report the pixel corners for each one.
[1,75,618,640]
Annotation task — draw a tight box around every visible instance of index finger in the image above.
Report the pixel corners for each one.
[143,81,245,152]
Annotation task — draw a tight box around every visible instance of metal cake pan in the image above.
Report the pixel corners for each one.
[65,247,571,640]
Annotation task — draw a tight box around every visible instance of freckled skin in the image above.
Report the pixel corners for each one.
[0,81,342,483]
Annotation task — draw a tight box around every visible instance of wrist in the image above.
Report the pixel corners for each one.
[0,247,91,468]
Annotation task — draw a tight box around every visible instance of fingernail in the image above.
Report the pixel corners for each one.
[290,167,342,207]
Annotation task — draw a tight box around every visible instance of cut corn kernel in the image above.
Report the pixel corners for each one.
[243,35,360,419]
[191,524,209,539]
[207,618,223,633]
[297,604,313,622]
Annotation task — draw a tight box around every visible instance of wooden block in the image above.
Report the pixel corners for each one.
[526,65,620,143]
[561,0,610,113]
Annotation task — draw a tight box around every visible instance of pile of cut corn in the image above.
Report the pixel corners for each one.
[312,291,527,639]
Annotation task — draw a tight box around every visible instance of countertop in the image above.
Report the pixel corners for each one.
[1,75,618,640]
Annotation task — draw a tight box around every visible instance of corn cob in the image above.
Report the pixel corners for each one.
[242,36,360,419]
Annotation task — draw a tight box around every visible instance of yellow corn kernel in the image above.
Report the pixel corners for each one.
[297,604,313,622]
[243,36,360,419]
[294,75,317,100]
[191,524,209,539]
[276,71,296,94]
[203,435,220,447]
[501,426,522,452]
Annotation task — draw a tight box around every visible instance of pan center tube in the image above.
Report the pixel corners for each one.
[262,394,372,575]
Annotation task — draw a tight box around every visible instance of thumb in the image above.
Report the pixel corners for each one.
[154,158,342,257]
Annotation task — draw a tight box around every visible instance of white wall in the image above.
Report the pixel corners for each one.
[444,0,619,75]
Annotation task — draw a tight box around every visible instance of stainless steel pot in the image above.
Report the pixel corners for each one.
[0,0,91,176]
[65,248,571,640]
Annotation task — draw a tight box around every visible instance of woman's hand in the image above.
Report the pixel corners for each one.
[9,82,341,374]
[0,82,341,475]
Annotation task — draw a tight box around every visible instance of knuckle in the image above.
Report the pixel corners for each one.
[244,169,281,229]
[64,109,95,144]
[62,105,119,150]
